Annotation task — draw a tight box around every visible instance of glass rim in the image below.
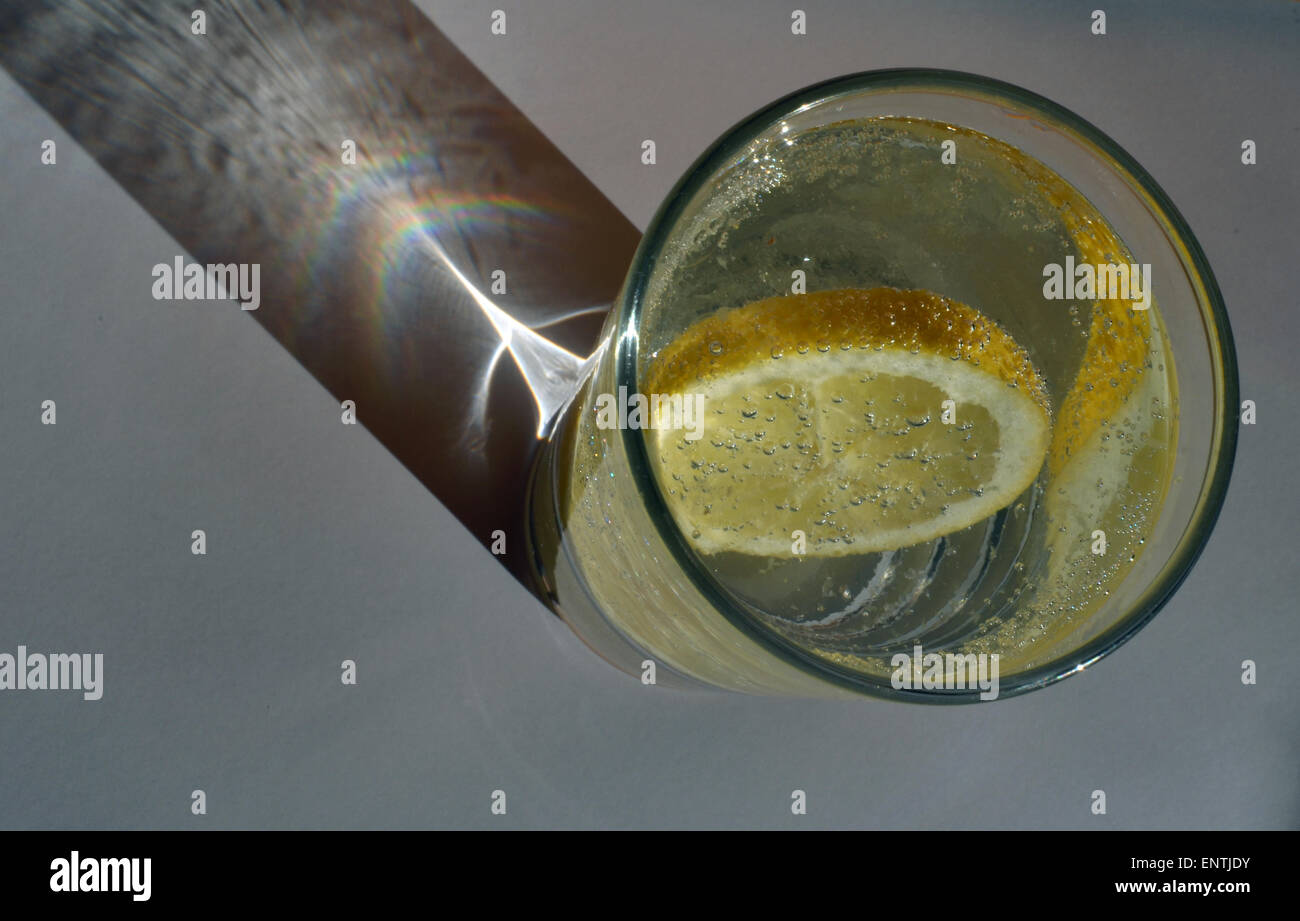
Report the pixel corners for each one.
[615,67,1239,702]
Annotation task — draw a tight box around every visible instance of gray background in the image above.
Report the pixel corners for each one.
[1,0,1296,828]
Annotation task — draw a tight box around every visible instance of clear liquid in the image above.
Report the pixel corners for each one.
[638,117,1177,676]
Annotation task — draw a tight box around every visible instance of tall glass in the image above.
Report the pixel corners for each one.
[526,70,1237,701]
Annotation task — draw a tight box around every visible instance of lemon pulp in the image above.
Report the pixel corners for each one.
[644,287,1053,556]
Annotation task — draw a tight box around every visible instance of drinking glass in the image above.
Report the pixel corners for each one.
[526,69,1237,701]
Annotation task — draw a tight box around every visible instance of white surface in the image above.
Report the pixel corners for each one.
[0,0,1295,827]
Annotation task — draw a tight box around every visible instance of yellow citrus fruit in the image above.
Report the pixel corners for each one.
[963,121,1152,474]
[643,287,1052,556]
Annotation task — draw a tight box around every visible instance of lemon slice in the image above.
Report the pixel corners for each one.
[969,120,1153,475]
[643,287,1052,557]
